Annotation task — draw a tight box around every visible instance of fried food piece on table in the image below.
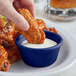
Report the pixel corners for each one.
[36,19,46,30]
[36,19,58,34]
[0,45,10,72]
[17,9,45,44]
[0,59,10,72]
[5,45,21,63]
[0,23,16,46]
[0,22,20,46]
[0,17,20,63]
[44,27,58,34]
[0,39,13,47]
[0,22,20,63]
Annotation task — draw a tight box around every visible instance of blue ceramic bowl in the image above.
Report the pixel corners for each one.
[16,31,63,67]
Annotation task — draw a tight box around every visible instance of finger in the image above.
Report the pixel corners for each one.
[13,0,22,9]
[1,3,29,30]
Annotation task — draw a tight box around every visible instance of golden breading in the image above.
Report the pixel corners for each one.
[44,27,58,34]
[36,19,46,30]
[5,45,21,63]
[0,59,10,72]
[0,23,16,46]
[36,19,58,34]
[0,20,20,63]
[0,23,20,46]
[0,45,10,72]
[17,9,45,44]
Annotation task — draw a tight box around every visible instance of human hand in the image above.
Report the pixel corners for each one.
[0,0,35,30]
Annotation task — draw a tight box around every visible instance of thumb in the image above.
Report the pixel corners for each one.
[1,4,29,30]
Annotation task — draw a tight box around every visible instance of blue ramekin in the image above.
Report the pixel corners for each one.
[16,31,63,67]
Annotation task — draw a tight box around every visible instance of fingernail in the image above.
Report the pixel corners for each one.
[22,23,29,31]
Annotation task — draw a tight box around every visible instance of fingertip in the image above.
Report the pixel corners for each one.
[22,22,29,31]
[17,19,29,31]
[10,13,29,31]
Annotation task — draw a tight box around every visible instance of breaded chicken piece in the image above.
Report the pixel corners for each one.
[0,45,10,72]
[44,27,58,34]
[4,45,21,63]
[0,22,20,63]
[36,19,58,34]
[36,19,46,30]
[0,23,20,46]
[17,9,45,44]
[0,59,10,72]
[0,23,16,46]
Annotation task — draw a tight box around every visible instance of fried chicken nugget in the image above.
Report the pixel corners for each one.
[0,21,20,63]
[0,45,10,72]
[44,27,58,34]
[0,23,16,46]
[17,9,45,44]
[36,19,58,34]
[0,59,10,72]
[5,45,21,63]
[0,22,20,46]
[36,19,46,30]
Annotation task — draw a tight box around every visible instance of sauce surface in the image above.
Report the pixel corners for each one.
[21,38,57,48]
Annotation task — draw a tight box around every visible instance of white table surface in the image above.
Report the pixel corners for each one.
[35,0,76,76]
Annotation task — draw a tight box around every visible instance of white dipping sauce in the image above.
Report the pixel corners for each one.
[21,38,57,48]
